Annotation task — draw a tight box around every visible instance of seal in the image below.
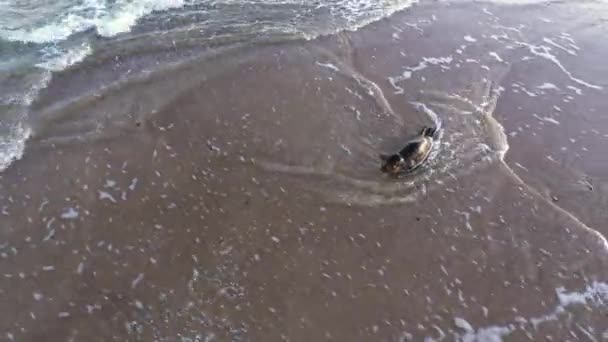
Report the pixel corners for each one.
[380,126,438,175]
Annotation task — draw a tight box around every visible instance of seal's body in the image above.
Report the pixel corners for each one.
[380,126,437,175]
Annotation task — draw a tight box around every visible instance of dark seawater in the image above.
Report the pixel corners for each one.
[1,0,608,340]
[0,0,417,170]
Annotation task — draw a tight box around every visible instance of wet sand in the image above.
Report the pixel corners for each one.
[1,1,608,341]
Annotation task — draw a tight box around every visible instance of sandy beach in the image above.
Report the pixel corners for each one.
[1,1,607,341]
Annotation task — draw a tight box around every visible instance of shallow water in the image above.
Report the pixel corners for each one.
[0,0,421,173]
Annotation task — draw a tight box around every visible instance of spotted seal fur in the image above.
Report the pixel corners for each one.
[380,126,438,175]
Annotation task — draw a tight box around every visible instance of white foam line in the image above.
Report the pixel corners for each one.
[494,24,523,34]
[315,61,339,72]
[489,51,505,63]
[453,319,514,341]
[514,162,529,172]
[516,41,603,90]
[543,37,577,56]
[530,281,608,328]
[409,101,442,130]
[388,56,453,94]
[449,281,608,341]
[388,72,411,94]
[131,273,144,288]
[410,56,454,72]
[36,43,92,72]
[0,123,31,172]
[558,33,580,51]
[536,82,559,90]
[0,0,186,43]
[512,83,537,97]
[566,85,583,95]
[22,71,51,107]
[532,113,559,125]
[542,116,559,125]
[337,0,421,36]
[404,22,424,34]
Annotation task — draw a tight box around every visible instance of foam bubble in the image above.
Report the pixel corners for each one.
[36,43,92,71]
[0,0,185,44]
[489,51,505,63]
[0,123,31,172]
[537,82,559,90]
[329,0,420,34]
[95,0,185,37]
[447,281,608,341]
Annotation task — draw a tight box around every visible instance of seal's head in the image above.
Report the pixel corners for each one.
[380,154,407,174]
[421,127,435,137]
